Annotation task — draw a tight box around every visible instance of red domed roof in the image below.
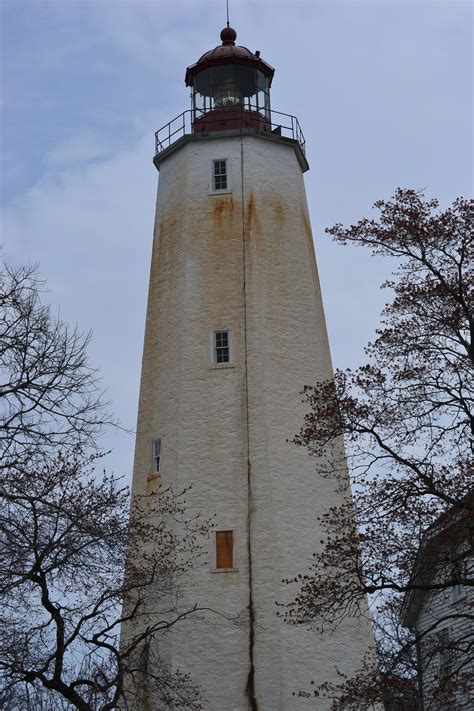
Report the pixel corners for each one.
[197,43,257,64]
[185,27,275,86]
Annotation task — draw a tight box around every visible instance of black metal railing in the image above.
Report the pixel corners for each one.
[154,107,306,156]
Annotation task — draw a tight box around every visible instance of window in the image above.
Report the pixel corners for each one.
[451,559,466,602]
[152,438,161,474]
[438,631,453,680]
[216,530,233,569]
[213,159,227,191]
[213,330,230,364]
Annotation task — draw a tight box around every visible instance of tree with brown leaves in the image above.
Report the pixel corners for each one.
[284,190,473,708]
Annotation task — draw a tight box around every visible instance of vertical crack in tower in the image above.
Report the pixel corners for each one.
[240,136,258,710]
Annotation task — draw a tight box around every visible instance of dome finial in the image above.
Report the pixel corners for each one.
[220,26,237,45]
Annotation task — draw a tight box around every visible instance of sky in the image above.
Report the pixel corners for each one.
[1,0,472,482]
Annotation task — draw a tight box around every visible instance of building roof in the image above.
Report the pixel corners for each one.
[400,492,473,628]
[185,27,275,86]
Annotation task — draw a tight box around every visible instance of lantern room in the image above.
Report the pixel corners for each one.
[185,27,275,133]
[154,26,307,171]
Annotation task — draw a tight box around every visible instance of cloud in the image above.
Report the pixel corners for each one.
[2,125,158,479]
[45,133,112,166]
[2,0,472,480]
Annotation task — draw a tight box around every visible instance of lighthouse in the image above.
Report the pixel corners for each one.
[125,26,375,710]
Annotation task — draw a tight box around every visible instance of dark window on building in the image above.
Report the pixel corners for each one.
[214,330,230,363]
[152,438,161,474]
[213,159,227,190]
[438,631,453,680]
[451,559,466,602]
[216,530,233,569]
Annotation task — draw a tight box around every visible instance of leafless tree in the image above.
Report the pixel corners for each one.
[283,190,473,707]
[0,261,213,709]
[0,261,110,471]
[0,450,210,710]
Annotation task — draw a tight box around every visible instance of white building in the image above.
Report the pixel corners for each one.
[401,500,474,709]
[124,26,375,710]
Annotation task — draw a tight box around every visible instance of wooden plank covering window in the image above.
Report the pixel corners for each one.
[216,530,233,569]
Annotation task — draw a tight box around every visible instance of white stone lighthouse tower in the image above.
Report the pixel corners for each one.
[126,26,374,710]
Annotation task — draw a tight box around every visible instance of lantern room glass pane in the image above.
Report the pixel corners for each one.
[211,66,236,108]
[257,70,271,116]
[192,65,270,118]
[193,69,210,116]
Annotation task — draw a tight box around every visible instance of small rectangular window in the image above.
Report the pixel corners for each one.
[438,631,453,679]
[214,330,230,364]
[451,560,466,602]
[213,159,227,191]
[152,438,161,474]
[216,530,233,569]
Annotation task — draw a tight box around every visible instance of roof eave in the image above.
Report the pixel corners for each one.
[185,56,275,87]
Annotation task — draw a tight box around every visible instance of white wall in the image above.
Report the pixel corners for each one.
[126,131,375,710]
[416,558,474,709]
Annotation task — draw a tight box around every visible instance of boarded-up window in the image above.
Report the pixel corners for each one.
[216,530,233,569]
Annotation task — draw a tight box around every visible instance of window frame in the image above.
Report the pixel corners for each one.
[438,630,453,680]
[211,158,230,193]
[451,559,467,603]
[214,329,230,364]
[211,528,238,573]
[152,437,162,475]
[210,328,233,368]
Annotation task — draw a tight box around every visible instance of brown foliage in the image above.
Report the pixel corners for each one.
[283,190,473,707]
